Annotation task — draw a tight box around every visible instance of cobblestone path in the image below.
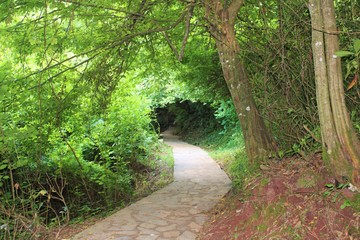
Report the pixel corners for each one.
[72,130,231,240]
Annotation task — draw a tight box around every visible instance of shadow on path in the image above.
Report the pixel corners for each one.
[72,129,231,240]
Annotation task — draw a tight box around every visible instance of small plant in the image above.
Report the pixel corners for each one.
[340,199,351,209]
[335,38,360,91]
[324,182,349,194]
[323,182,351,208]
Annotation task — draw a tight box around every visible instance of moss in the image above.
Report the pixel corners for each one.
[321,144,356,183]
[321,147,330,167]
[256,223,268,232]
[260,178,270,187]
[245,199,287,234]
[264,199,286,218]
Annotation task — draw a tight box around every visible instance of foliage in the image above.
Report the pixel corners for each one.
[335,0,360,132]
[0,0,189,236]
[1,0,360,237]
[214,99,239,133]
[238,0,318,150]
[336,39,360,130]
[0,18,170,239]
[168,100,220,133]
[0,68,167,237]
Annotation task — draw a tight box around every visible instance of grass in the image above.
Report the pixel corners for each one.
[133,143,174,199]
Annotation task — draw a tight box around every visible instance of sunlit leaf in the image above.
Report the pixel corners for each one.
[354,39,360,53]
[0,164,7,170]
[335,50,354,57]
[39,190,47,196]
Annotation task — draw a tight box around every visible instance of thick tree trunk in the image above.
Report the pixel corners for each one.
[205,0,275,163]
[309,0,360,187]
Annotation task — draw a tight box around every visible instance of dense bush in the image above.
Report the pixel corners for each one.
[155,100,226,136]
[0,76,163,239]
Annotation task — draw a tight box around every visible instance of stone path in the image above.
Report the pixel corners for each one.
[72,130,231,240]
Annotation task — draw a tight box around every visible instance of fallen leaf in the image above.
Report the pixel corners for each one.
[347,74,358,91]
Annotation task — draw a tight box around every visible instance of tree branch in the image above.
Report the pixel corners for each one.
[14,7,187,85]
[23,54,98,92]
[59,0,142,16]
[162,1,195,62]
[228,0,244,25]
[163,31,180,60]
[108,10,187,49]
[179,1,195,61]
[15,44,107,82]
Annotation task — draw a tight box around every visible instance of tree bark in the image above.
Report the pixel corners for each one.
[308,0,360,187]
[204,0,275,163]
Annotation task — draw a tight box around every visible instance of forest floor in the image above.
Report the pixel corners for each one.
[197,153,360,240]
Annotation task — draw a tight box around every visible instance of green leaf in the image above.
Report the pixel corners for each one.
[354,39,360,53]
[49,37,58,45]
[340,199,351,209]
[335,51,354,57]
[15,158,29,168]
[34,190,48,199]
[0,164,7,170]
[337,183,349,189]
[39,190,47,196]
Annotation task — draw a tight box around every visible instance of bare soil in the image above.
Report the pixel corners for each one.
[197,153,360,240]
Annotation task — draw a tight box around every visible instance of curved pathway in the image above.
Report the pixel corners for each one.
[73,130,231,240]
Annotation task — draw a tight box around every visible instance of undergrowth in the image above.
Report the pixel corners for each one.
[0,141,174,240]
[132,143,174,200]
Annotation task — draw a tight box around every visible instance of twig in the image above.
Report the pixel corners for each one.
[303,125,321,143]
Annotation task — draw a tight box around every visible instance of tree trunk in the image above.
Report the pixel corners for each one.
[204,0,275,163]
[308,0,360,187]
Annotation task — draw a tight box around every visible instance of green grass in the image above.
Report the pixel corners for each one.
[133,143,174,198]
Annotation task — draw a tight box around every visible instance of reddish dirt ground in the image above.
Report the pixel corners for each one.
[198,154,360,240]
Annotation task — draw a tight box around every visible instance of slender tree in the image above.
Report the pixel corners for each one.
[203,0,276,163]
[308,0,360,187]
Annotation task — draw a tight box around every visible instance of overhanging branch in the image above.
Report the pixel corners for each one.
[162,1,195,62]
[228,0,244,25]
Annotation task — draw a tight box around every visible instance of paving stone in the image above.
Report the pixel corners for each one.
[139,223,157,229]
[118,225,137,231]
[155,224,176,232]
[136,227,159,235]
[174,211,190,217]
[136,234,159,240]
[177,230,197,240]
[115,231,137,236]
[162,230,181,238]
[146,219,168,226]
[189,207,201,215]
[113,237,132,240]
[188,222,202,232]
[72,130,231,240]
